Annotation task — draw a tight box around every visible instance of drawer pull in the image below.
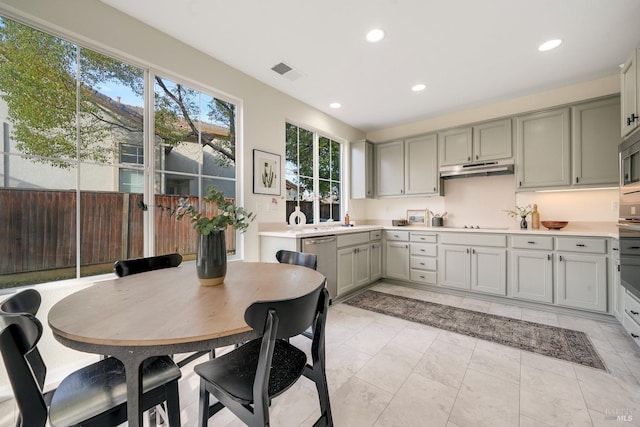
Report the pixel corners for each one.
[420,275,425,279]
[631,246,640,250]
[420,262,425,266]
[576,244,586,247]
[631,310,639,316]
[632,333,640,340]
[613,247,619,251]
[420,249,426,252]
[527,241,536,244]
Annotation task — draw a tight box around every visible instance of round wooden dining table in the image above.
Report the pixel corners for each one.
[48,261,326,427]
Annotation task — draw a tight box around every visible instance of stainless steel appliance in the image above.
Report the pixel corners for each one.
[619,132,640,300]
[302,235,337,300]
[620,134,640,217]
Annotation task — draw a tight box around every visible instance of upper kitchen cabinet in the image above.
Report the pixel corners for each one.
[350,140,374,199]
[438,127,472,166]
[405,134,439,195]
[473,119,512,162]
[572,96,621,187]
[621,45,640,138]
[516,108,571,190]
[375,135,440,197]
[438,119,512,166]
[375,140,404,196]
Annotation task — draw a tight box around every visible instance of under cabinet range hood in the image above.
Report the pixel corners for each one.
[439,159,514,179]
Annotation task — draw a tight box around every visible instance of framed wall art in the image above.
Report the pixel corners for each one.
[406,209,426,224]
[253,149,281,195]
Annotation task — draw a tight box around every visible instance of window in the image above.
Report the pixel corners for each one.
[0,16,240,289]
[285,123,342,224]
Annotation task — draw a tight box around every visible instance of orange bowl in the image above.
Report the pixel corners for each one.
[541,221,568,230]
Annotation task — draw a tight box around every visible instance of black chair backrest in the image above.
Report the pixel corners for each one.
[275,250,317,270]
[0,289,47,390]
[244,283,324,339]
[0,288,41,316]
[0,311,48,425]
[114,253,183,277]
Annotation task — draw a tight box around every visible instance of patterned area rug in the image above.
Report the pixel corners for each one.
[345,290,607,371]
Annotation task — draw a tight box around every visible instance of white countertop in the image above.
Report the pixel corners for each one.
[258,222,619,239]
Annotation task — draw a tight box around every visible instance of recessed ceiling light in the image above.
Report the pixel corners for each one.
[330,102,341,109]
[411,84,426,92]
[366,29,385,43]
[538,39,562,52]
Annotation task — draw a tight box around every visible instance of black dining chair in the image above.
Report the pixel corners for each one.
[113,252,183,277]
[275,249,318,270]
[194,285,332,427]
[0,291,182,427]
[275,249,318,340]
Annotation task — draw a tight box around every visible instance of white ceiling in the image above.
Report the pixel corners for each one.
[101,0,640,132]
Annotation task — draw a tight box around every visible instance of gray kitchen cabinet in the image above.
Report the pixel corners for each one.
[438,127,472,166]
[438,119,512,166]
[351,139,374,199]
[438,233,507,295]
[516,108,571,190]
[384,230,410,281]
[370,230,382,282]
[510,235,554,303]
[555,237,608,313]
[572,97,621,187]
[337,232,371,296]
[612,239,623,321]
[405,134,439,195]
[409,232,437,285]
[621,46,640,138]
[472,118,512,162]
[375,140,404,196]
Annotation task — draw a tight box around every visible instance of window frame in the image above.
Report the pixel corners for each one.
[285,121,346,224]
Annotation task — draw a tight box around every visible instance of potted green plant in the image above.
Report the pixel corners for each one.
[177,186,256,286]
[505,204,533,229]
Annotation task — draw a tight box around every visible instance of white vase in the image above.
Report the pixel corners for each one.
[289,206,307,229]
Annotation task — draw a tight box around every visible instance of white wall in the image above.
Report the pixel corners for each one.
[363,75,621,225]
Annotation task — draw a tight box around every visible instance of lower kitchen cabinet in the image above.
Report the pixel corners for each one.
[438,233,507,296]
[337,232,372,296]
[370,240,382,282]
[384,230,410,281]
[556,253,607,312]
[510,250,554,303]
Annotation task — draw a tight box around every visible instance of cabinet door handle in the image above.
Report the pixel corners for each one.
[630,246,640,250]
[575,177,579,184]
[559,255,564,261]
[468,156,471,161]
[519,181,522,187]
[632,113,639,123]
[400,189,404,194]
[632,333,640,340]
[466,248,470,254]
[433,187,436,192]
[547,254,551,261]
[631,310,639,316]
[475,154,479,160]
[613,247,619,251]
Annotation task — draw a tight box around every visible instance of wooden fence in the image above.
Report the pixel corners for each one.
[0,188,236,275]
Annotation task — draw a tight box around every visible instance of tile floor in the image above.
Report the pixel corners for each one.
[2,281,640,426]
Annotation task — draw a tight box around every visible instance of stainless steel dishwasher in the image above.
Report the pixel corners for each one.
[302,235,337,299]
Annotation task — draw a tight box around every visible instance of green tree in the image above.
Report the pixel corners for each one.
[0,17,235,167]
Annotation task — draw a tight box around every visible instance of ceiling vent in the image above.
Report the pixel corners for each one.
[271,62,303,81]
